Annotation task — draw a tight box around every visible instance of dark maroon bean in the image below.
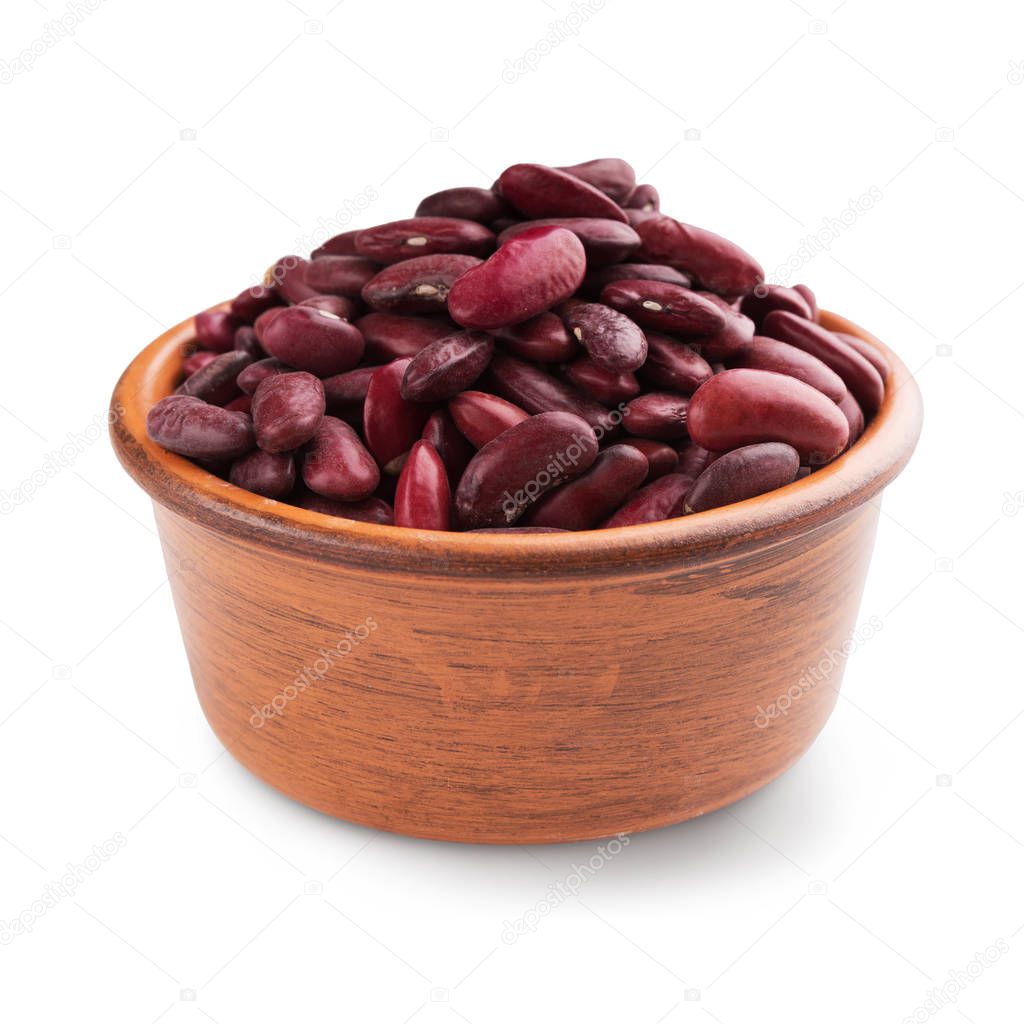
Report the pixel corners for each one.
[361,254,481,314]
[761,311,885,416]
[619,439,679,480]
[233,326,264,359]
[562,357,640,405]
[739,284,813,328]
[834,331,889,381]
[600,279,727,337]
[267,256,321,304]
[178,350,252,406]
[693,295,756,360]
[312,230,360,259]
[635,215,764,298]
[224,394,252,414]
[237,357,288,395]
[454,411,599,529]
[677,442,711,478]
[230,285,281,323]
[639,332,714,395]
[684,443,800,513]
[146,395,255,460]
[356,312,455,362]
[624,183,659,211]
[298,294,359,319]
[838,391,865,448]
[183,350,218,377]
[601,473,694,528]
[354,217,495,263]
[688,368,849,463]
[563,302,647,372]
[322,366,377,407]
[498,163,628,223]
[623,392,690,440]
[401,331,494,402]
[194,310,243,353]
[794,283,818,320]
[260,305,364,376]
[229,449,295,498]
[556,158,636,203]
[251,372,325,453]
[303,416,380,501]
[394,440,450,531]
[303,255,380,298]
[521,444,648,530]
[448,390,530,448]
[497,218,640,267]
[583,262,691,297]
[421,408,474,487]
[415,187,511,224]
[494,312,578,362]
[731,336,847,403]
[293,491,394,525]
[363,358,435,469]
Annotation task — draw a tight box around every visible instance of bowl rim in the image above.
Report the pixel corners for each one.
[110,307,923,577]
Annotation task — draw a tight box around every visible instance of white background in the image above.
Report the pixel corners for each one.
[2,0,1023,1021]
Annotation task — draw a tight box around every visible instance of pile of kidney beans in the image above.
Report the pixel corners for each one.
[146,157,887,533]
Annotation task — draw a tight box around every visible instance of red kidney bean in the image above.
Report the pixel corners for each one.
[684,443,800,513]
[183,350,218,377]
[415,186,511,224]
[361,254,481,314]
[251,371,325,453]
[454,411,598,529]
[761,311,885,416]
[601,473,694,528]
[693,294,756,359]
[194,310,243,353]
[178,350,252,406]
[834,331,889,381]
[448,390,530,448]
[619,438,679,480]
[448,226,586,330]
[688,368,849,463]
[312,230,361,259]
[497,218,640,266]
[521,444,648,530]
[401,331,494,402]
[739,284,813,328]
[498,164,628,223]
[267,256,321,304]
[677,442,711,477]
[421,408,474,487]
[395,439,450,530]
[224,394,252,414]
[357,312,455,362]
[363,358,435,469]
[635,216,764,298]
[233,326,264,359]
[731,336,847,403]
[562,356,640,405]
[624,183,659,211]
[302,416,379,501]
[237,357,288,395]
[322,366,377,407]
[231,284,281,323]
[623,392,690,440]
[354,217,495,263]
[837,390,864,447]
[229,449,295,498]
[600,279,727,337]
[298,294,359,319]
[583,262,691,297]
[563,302,647,372]
[494,312,578,362]
[557,158,636,203]
[147,395,255,460]
[253,306,285,343]
[303,255,380,298]
[639,332,713,394]
[625,207,660,227]
[260,305,365,376]
[794,283,818,320]
[294,491,394,524]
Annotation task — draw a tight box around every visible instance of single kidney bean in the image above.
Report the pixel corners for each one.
[623,392,690,440]
[415,186,511,224]
[600,279,727,337]
[195,310,243,353]
[449,226,586,330]
[454,411,598,529]
[251,371,325,453]
[497,218,640,266]
[794,283,818,320]
[233,326,264,359]
[684,442,800,513]
[229,449,296,498]
[395,440,451,530]
[237,357,288,395]
[677,442,711,477]
[494,312,578,362]
[298,294,359,319]
[253,306,286,343]
[562,356,640,405]
[834,330,889,381]
[354,217,495,263]
[312,230,361,259]
[361,254,481,314]
[731,336,847,403]
[147,395,255,460]
[448,390,530,448]
[178,350,252,406]
[260,305,365,376]
[837,390,864,447]
[322,366,377,407]
[688,368,849,463]
[231,284,281,323]
[498,163,628,223]
[183,350,218,377]
[583,262,691,297]
[639,332,713,394]
[266,255,321,304]
[693,294,756,359]
[224,394,252,414]
[624,183,659,211]
[564,302,647,372]
[635,216,764,298]
[739,284,813,328]
[303,255,380,298]
[363,358,435,469]
[302,416,380,501]
[421,408,474,487]
[761,311,885,415]
[557,157,636,203]
[601,473,694,528]
[357,312,455,362]
[401,330,494,402]
[618,438,679,480]
[521,444,648,530]
[293,491,394,525]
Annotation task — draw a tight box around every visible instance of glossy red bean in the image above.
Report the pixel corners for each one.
[677,442,711,478]
[622,392,690,440]
[394,440,450,531]
[401,331,494,402]
[233,326,264,359]
[583,262,691,297]
[253,306,285,343]
[312,230,360,259]
[230,284,281,323]
[497,218,640,266]
[635,215,764,298]
[731,336,847,403]
[146,395,255,460]
[624,207,660,227]
[688,368,849,463]
[624,183,659,211]
[739,284,813,328]
[448,226,586,330]
[363,358,435,469]
[838,390,865,447]
[415,186,510,224]
[497,164,628,223]
[237,357,288,395]
[354,217,495,263]
[638,332,713,395]
[421,408,474,487]
[684,443,800,513]
[521,444,648,530]
[303,255,380,298]
[448,390,530,448]
[322,366,377,407]
[794,283,818,320]
[183,350,218,377]
[357,312,455,362]
[618,438,679,480]
[251,372,325,453]
[494,313,578,362]
[361,254,481,314]
[194,310,243,353]
[601,473,694,528]
[563,302,647,372]
[298,294,359,320]
[562,356,640,405]
[557,158,636,203]
[600,279,727,337]
[267,256,321,304]
[302,416,379,501]
[293,492,394,525]
[259,305,365,376]
[178,350,252,406]
[229,449,295,498]
[834,331,889,381]
[454,411,598,529]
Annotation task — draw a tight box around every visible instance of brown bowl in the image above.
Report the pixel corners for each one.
[110,308,921,844]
